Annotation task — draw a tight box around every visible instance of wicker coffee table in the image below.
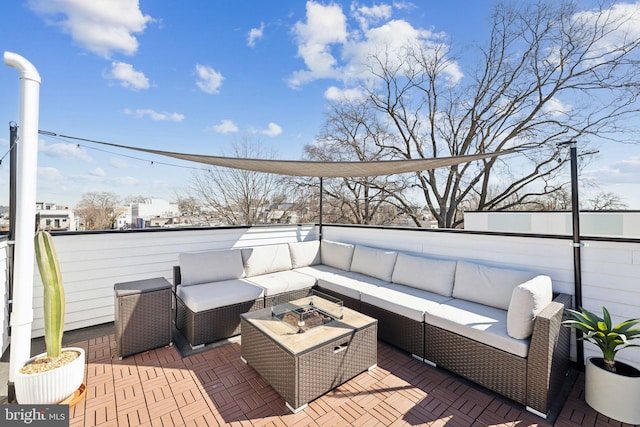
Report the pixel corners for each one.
[240,291,377,413]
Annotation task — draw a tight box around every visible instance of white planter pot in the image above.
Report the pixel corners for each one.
[585,357,640,425]
[14,347,85,405]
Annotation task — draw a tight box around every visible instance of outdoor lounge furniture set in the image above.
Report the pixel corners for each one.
[173,239,571,417]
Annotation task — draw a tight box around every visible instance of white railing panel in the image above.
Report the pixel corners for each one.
[17,223,639,369]
[0,239,9,356]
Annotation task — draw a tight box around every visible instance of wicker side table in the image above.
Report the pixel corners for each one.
[114,277,172,359]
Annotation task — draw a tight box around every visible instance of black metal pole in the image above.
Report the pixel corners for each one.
[7,123,18,403]
[568,141,584,369]
[9,123,17,241]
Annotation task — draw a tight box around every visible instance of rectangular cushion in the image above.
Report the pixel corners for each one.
[452,261,537,310]
[426,298,530,358]
[179,249,245,286]
[316,271,387,300]
[241,244,292,277]
[360,283,452,322]
[176,279,264,312]
[350,245,398,282]
[391,253,456,296]
[507,275,553,339]
[288,240,321,268]
[321,240,355,271]
[246,269,316,298]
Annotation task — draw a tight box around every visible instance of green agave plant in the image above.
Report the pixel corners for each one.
[563,306,640,373]
[34,230,65,359]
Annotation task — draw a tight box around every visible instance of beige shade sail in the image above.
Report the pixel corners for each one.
[47,132,521,177]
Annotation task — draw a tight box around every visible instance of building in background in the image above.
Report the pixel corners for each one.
[130,198,179,228]
[35,202,76,231]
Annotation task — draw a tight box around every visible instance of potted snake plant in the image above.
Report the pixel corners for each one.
[563,306,640,424]
[14,230,85,404]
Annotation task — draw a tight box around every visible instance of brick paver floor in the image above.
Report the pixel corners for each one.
[64,333,634,427]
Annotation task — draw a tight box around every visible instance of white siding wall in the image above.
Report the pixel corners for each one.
[322,225,640,368]
[30,225,318,337]
[0,239,9,355]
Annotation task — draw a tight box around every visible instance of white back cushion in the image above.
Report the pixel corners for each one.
[179,249,245,286]
[452,261,536,310]
[391,253,457,296]
[350,245,398,282]
[320,240,355,271]
[288,240,321,268]
[507,275,553,339]
[241,244,292,277]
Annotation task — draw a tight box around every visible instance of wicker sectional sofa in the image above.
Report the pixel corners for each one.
[173,239,570,418]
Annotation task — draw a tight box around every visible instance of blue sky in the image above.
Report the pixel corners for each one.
[1,0,639,209]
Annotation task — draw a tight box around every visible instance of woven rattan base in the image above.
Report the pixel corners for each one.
[425,323,527,404]
[240,301,377,411]
[360,301,424,358]
[115,277,173,359]
[176,296,264,347]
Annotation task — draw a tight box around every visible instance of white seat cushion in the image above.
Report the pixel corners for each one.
[294,265,348,281]
[316,271,386,300]
[176,279,264,312]
[288,241,321,268]
[507,275,553,339]
[452,261,537,310]
[350,245,398,282]
[247,270,316,297]
[360,283,453,322]
[392,253,456,296]
[321,240,355,271]
[241,244,292,277]
[179,249,244,286]
[426,298,530,357]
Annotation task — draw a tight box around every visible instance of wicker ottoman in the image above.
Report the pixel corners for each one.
[240,295,377,413]
[114,277,172,359]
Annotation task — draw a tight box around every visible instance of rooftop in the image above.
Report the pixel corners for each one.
[1,323,612,427]
[2,224,639,426]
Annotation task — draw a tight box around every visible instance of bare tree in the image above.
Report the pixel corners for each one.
[190,137,281,225]
[345,1,640,228]
[585,191,628,210]
[173,193,202,216]
[305,100,412,225]
[75,191,123,230]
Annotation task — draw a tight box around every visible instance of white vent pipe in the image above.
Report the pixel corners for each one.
[4,51,41,384]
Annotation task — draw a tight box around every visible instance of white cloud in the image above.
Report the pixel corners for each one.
[543,97,572,117]
[28,0,153,58]
[248,22,265,47]
[107,61,150,90]
[195,64,224,94]
[324,86,365,102]
[89,167,106,177]
[289,2,463,88]
[573,3,640,64]
[38,167,64,181]
[211,119,239,134]
[586,157,640,184]
[39,140,92,162]
[289,1,348,87]
[261,122,282,137]
[124,108,184,122]
[109,158,128,168]
[351,3,392,30]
